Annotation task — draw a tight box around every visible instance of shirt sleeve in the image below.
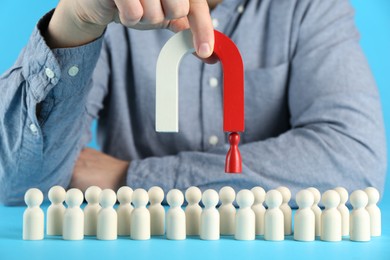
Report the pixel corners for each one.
[126,0,387,203]
[0,10,103,205]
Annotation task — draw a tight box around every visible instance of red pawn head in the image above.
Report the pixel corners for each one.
[225,132,242,173]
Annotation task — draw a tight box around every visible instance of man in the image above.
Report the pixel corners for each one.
[0,0,386,205]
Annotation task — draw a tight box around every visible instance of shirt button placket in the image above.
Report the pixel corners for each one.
[237,4,244,14]
[212,18,219,29]
[68,66,79,77]
[45,68,55,79]
[209,77,218,88]
[29,123,38,135]
[209,135,219,146]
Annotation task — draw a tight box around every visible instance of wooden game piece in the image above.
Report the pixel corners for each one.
[97,189,117,240]
[334,187,349,236]
[166,189,186,240]
[185,186,202,236]
[350,190,370,242]
[117,186,133,236]
[63,188,84,240]
[131,189,150,240]
[200,189,220,240]
[364,187,381,237]
[276,186,292,235]
[84,186,102,236]
[307,187,322,237]
[251,186,266,236]
[47,186,66,236]
[23,188,44,240]
[148,186,165,236]
[264,190,284,241]
[320,190,341,242]
[294,189,315,241]
[235,189,255,240]
[218,186,236,235]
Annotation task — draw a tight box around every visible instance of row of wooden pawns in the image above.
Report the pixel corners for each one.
[23,186,381,242]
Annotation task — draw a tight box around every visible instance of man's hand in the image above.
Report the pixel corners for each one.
[46,0,214,58]
[70,148,129,192]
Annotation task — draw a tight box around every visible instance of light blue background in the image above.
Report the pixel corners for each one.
[0,1,389,199]
[0,1,389,259]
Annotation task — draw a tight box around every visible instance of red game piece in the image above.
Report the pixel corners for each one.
[225,132,242,173]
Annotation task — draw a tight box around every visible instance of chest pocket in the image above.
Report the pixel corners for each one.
[242,62,290,143]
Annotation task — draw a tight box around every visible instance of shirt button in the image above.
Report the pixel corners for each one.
[29,124,38,135]
[212,18,219,29]
[209,135,219,146]
[68,66,79,77]
[209,77,218,88]
[45,68,55,79]
[237,5,244,14]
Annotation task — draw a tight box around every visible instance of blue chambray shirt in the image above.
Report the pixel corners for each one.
[0,0,387,205]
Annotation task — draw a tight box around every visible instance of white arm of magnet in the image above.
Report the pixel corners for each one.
[156,29,195,132]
